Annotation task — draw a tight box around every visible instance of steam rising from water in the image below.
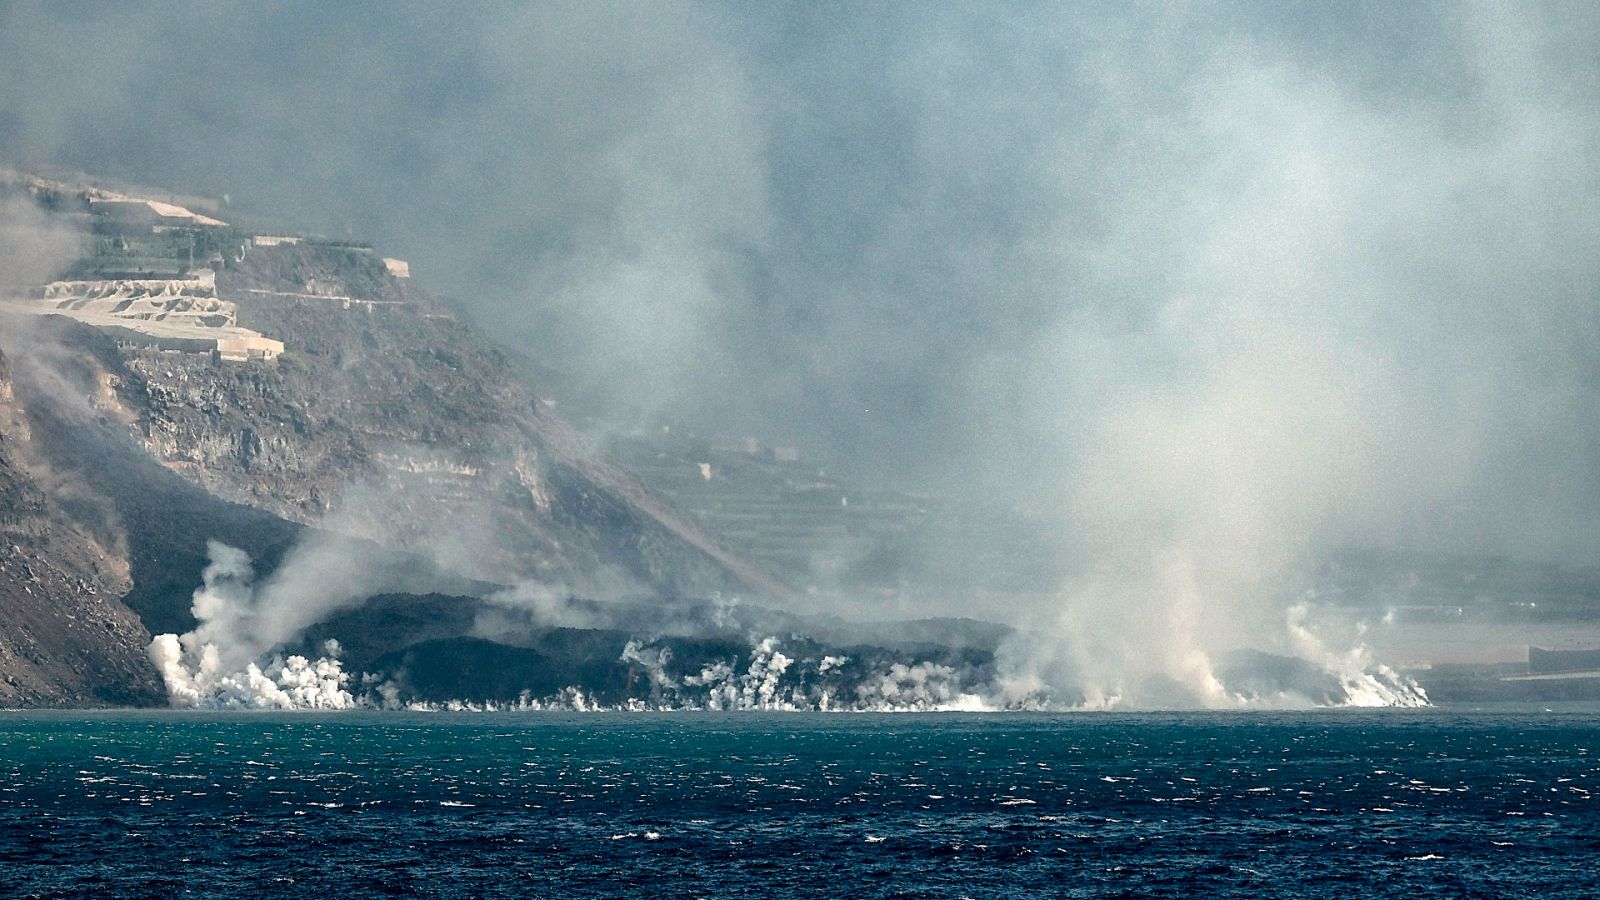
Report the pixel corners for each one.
[151,541,1424,711]
[148,541,358,709]
[1284,603,1428,709]
[149,634,356,710]
[6,8,1591,711]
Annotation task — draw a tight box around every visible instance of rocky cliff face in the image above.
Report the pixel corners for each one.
[0,345,164,706]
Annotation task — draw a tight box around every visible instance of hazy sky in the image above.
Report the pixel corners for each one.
[2,0,1598,572]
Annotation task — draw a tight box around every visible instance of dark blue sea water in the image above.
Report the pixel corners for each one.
[2,710,1598,898]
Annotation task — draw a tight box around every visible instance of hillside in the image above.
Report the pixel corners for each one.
[0,345,163,705]
[0,171,1019,709]
[0,172,816,706]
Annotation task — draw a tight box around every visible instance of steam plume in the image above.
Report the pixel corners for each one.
[1,6,1593,706]
[148,539,380,708]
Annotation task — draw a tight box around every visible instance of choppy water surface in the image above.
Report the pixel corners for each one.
[2,710,1598,897]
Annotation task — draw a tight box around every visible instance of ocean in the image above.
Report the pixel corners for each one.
[2,709,1597,898]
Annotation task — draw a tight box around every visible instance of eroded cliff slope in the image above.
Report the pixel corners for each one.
[0,345,163,705]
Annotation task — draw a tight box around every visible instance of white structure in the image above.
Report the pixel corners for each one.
[13,272,283,363]
[214,334,286,362]
[252,235,301,247]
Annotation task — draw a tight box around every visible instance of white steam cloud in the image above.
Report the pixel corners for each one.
[148,539,388,709]
[984,8,1595,708]
[147,539,1423,711]
[4,7,1591,709]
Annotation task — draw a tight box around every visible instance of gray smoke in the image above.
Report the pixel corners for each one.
[0,192,80,291]
[5,4,1599,705]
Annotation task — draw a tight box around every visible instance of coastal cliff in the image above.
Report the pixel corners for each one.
[0,172,799,706]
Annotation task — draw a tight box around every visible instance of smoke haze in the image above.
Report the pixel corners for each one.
[4,2,1599,704]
